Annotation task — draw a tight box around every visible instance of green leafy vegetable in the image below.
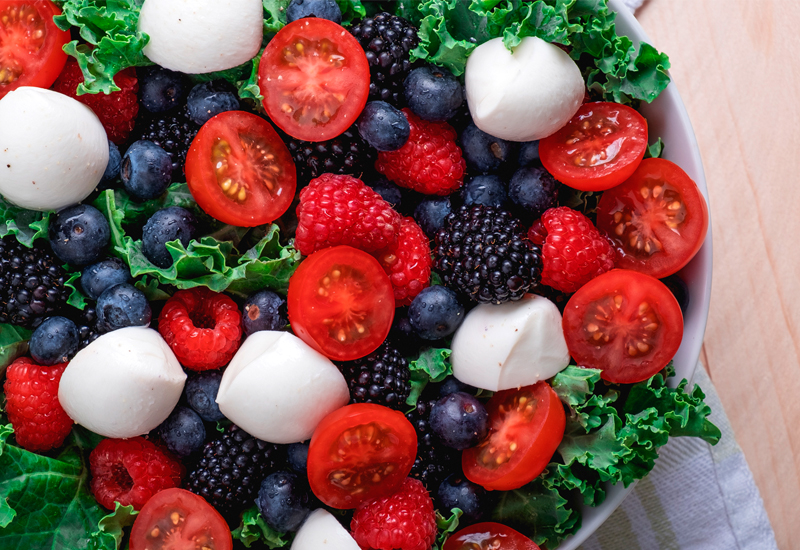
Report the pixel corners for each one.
[0,325,31,373]
[65,271,89,310]
[336,0,367,26]
[0,197,50,247]
[263,0,290,33]
[93,503,138,550]
[433,508,462,550]
[190,55,264,103]
[645,137,664,159]
[406,347,453,407]
[232,506,289,548]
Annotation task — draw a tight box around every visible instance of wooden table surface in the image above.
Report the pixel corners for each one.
[636,1,800,548]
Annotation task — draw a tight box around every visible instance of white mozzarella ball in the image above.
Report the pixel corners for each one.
[292,509,361,550]
[0,87,108,211]
[216,331,350,444]
[465,36,584,142]
[58,327,186,439]
[138,0,263,74]
[451,294,570,391]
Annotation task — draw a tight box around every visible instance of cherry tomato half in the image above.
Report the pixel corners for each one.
[562,269,683,384]
[444,522,540,550]
[258,18,370,141]
[307,403,417,509]
[596,157,709,278]
[185,111,296,227]
[462,382,565,491]
[0,0,69,100]
[539,102,648,191]
[130,488,232,550]
[288,245,395,361]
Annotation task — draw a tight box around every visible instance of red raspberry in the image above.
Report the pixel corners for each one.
[89,437,184,511]
[52,59,139,144]
[351,478,437,550]
[3,357,73,452]
[374,217,432,306]
[295,173,403,256]
[375,109,466,195]
[158,287,242,370]
[528,206,616,293]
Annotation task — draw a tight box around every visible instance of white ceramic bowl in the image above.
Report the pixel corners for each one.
[555,2,712,548]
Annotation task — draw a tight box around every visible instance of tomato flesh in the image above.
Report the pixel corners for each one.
[185,111,296,227]
[130,488,232,550]
[539,102,648,191]
[462,382,565,491]
[444,522,540,550]
[562,269,683,383]
[307,403,417,509]
[0,0,69,99]
[596,157,709,278]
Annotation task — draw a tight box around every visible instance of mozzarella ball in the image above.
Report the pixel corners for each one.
[292,510,360,550]
[0,87,109,211]
[58,327,186,438]
[216,331,350,444]
[138,0,263,74]
[451,294,570,391]
[465,36,584,142]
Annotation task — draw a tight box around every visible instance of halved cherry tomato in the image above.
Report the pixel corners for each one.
[307,403,417,509]
[444,522,540,550]
[288,245,394,361]
[0,0,69,99]
[539,102,648,191]
[185,111,296,227]
[596,158,709,278]
[562,269,683,384]
[258,18,370,142]
[130,488,232,550]
[462,382,565,491]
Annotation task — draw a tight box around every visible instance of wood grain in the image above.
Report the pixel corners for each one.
[636,1,800,548]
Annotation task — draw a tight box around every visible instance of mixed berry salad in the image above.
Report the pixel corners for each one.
[0,1,722,549]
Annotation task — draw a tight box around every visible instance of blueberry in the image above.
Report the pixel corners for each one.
[438,377,477,398]
[462,175,507,208]
[437,474,489,525]
[80,258,131,301]
[404,65,464,122]
[508,165,560,218]
[158,406,206,458]
[286,0,342,23]
[518,140,540,167]
[99,141,122,190]
[49,204,110,267]
[413,196,452,238]
[661,274,690,312]
[287,442,309,474]
[96,283,152,333]
[368,177,403,207]
[408,285,464,340]
[187,82,240,125]
[121,140,173,201]
[356,101,410,152]
[184,370,225,422]
[142,207,197,268]
[242,290,287,336]
[140,68,187,113]
[256,471,313,533]
[429,392,489,450]
[461,124,516,174]
[29,316,79,365]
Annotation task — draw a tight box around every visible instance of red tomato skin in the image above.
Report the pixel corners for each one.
[539,102,648,192]
[0,0,69,99]
[443,522,541,550]
[462,382,565,491]
[596,158,709,278]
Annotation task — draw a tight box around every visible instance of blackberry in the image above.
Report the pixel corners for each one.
[187,425,286,517]
[286,127,376,184]
[0,237,68,329]
[406,394,459,490]
[350,12,419,105]
[435,205,543,304]
[73,306,101,350]
[131,105,200,182]
[339,342,410,410]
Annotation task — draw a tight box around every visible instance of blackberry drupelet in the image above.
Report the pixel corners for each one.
[286,126,376,184]
[0,237,68,329]
[406,394,460,490]
[338,342,410,410]
[131,105,200,182]
[187,424,286,517]
[350,12,419,105]
[435,205,543,304]
[73,306,101,350]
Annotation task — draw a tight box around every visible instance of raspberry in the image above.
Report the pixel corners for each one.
[295,173,403,256]
[528,206,616,294]
[89,437,184,511]
[52,59,139,144]
[375,109,465,196]
[350,478,437,550]
[3,357,73,452]
[374,217,432,306]
[158,287,242,370]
